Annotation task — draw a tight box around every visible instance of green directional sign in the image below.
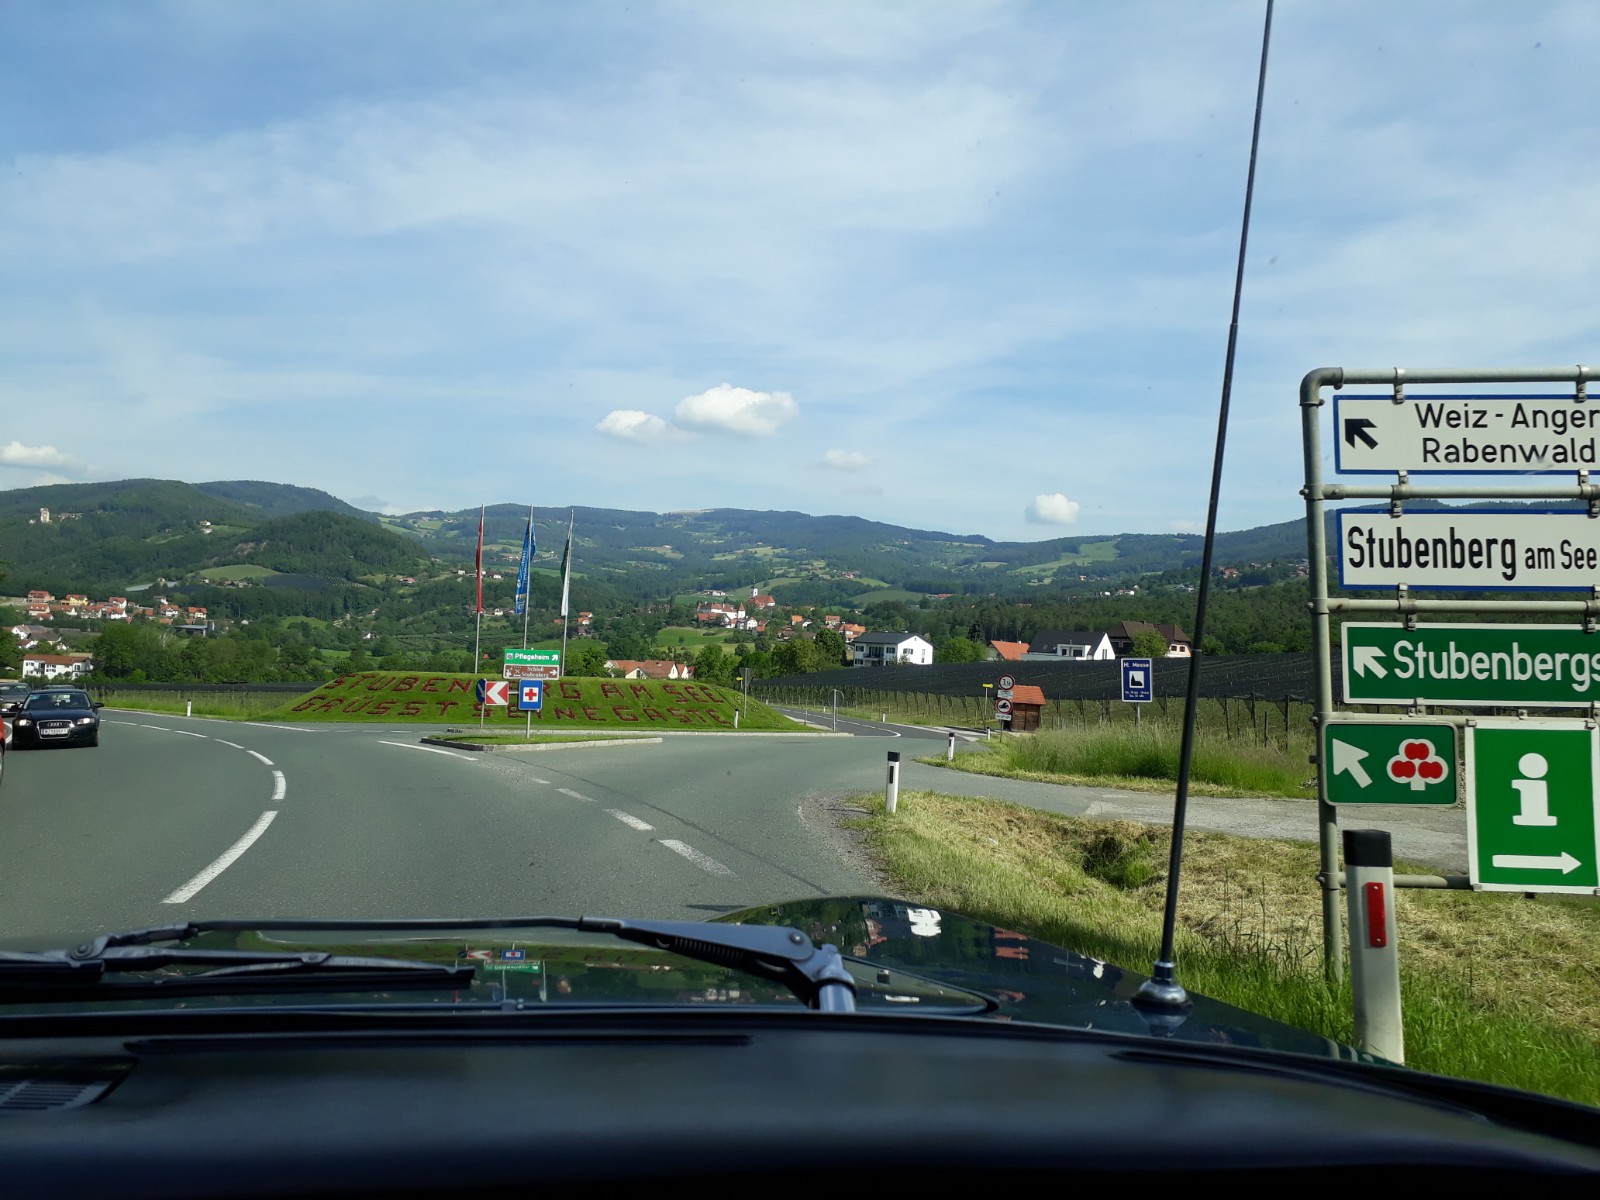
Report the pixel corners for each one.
[1343,622,1600,709]
[503,647,561,681]
[1466,721,1600,893]
[1322,722,1457,805]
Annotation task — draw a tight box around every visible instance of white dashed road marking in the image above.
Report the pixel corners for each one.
[247,750,275,766]
[659,840,735,877]
[162,811,279,904]
[377,740,475,760]
[556,788,594,802]
[271,770,287,802]
[605,809,654,832]
[173,730,208,739]
[216,740,244,750]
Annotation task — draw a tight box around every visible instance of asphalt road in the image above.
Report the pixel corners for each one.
[0,710,988,941]
[0,708,1465,942]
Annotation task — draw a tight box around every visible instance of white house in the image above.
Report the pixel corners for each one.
[851,631,934,667]
[1022,630,1116,661]
[22,653,94,681]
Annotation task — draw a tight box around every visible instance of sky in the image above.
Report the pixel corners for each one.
[2,1,1596,542]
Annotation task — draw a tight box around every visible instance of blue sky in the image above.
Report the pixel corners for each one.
[2,1,1596,541]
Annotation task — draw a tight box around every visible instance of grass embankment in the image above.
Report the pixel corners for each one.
[854,790,1600,1105]
[262,671,807,731]
[924,725,1315,799]
[98,690,289,719]
[444,733,655,745]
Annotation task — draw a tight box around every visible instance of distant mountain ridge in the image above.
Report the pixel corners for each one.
[0,477,1311,598]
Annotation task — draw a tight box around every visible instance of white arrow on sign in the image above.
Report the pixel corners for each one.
[1351,646,1387,678]
[1491,851,1583,874]
[1330,739,1372,788]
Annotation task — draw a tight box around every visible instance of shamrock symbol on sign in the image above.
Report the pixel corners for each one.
[1387,738,1449,792]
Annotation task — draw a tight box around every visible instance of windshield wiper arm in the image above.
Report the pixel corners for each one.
[0,946,474,994]
[1,915,856,1011]
[575,916,857,1012]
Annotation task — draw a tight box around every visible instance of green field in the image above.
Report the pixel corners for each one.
[851,588,926,605]
[195,563,285,581]
[1012,540,1121,577]
[654,625,739,647]
[263,671,807,731]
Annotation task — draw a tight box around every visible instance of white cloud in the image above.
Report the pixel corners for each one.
[821,448,875,471]
[674,384,798,437]
[1168,518,1203,533]
[595,409,687,443]
[1025,493,1081,526]
[0,441,72,468]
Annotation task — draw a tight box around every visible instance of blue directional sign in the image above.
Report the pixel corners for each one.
[1121,657,1153,704]
[518,680,544,712]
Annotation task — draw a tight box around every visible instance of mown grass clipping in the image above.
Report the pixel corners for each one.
[264,671,807,731]
[853,789,1600,1106]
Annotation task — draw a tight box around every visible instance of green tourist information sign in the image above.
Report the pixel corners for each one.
[1342,622,1600,709]
[1466,721,1600,893]
[1322,721,1457,806]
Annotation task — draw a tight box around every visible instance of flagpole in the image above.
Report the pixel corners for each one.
[472,505,485,670]
[521,505,534,650]
[559,510,574,672]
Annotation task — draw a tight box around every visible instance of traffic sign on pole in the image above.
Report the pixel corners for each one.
[1342,622,1600,709]
[997,674,1016,692]
[503,648,561,680]
[476,679,510,706]
[995,698,1013,716]
[1466,720,1600,893]
[1322,722,1457,805]
[1120,658,1153,703]
[1337,509,1600,591]
[1333,394,1600,475]
[517,680,544,712]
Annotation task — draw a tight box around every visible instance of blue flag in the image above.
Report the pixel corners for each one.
[513,508,535,616]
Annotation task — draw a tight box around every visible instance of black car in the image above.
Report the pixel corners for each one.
[10,688,103,748]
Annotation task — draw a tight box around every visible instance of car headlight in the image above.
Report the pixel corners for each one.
[16,718,32,726]
[76,717,96,725]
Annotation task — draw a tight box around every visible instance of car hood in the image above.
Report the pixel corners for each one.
[0,896,1363,1062]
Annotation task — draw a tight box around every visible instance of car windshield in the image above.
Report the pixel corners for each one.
[0,1,1595,1112]
[21,692,89,710]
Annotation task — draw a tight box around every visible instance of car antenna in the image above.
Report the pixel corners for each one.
[1135,0,1275,1017]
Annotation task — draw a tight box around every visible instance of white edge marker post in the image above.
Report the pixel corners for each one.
[946,731,956,762]
[1344,828,1404,1063]
[886,750,901,815]
[186,700,192,717]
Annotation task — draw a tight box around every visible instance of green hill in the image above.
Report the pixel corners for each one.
[266,671,807,731]
[195,480,373,521]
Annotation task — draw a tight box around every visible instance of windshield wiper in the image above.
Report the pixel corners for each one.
[0,916,858,1011]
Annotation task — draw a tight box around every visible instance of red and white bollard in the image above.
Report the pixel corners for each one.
[1344,828,1404,1063]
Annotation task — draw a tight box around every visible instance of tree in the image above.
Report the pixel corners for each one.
[694,644,735,687]
[1131,630,1168,659]
[813,628,847,668]
[566,641,610,677]
[934,636,982,664]
[772,638,819,676]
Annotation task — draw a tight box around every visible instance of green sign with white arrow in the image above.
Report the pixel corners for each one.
[1322,721,1457,805]
[1466,721,1600,893]
[1342,622,1600,709]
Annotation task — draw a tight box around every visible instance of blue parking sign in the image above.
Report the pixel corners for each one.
[1121,658,1153,704]
[518,680,544,712]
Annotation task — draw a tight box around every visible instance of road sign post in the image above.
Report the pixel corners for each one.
[1466,720,1600,893]
[1337,509,1600,591]
[1120,658,1152,726]
[1334,394,1600,475]
[1322,721,1457,806]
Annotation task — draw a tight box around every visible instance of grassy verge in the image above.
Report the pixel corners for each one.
[921,725,1315,799]
[98,690,289,719]
[851,789,1600,1105]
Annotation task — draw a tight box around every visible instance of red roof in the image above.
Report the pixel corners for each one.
[990,640,1028,661]
[1009,685,1047,706]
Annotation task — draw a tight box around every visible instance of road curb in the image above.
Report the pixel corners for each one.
[420,736,663,753]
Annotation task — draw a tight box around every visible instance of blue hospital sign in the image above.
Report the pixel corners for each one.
[518,681,544,712]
